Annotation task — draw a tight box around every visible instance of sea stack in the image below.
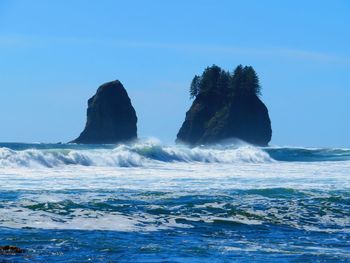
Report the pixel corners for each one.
[71,80,137,144]
[177,65,272,146]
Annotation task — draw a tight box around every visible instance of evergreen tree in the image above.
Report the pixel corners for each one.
[217,70,230,96]
[243,66,261,96]
[189,64,261,99]
[230,65,244,94]
[198,65,222,95]
[190,75,200,99]
[230,65,261,96]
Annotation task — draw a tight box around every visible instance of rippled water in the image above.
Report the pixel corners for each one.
[0,141,349,262]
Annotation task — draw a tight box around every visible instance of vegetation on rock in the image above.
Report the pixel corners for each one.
[178,65,272,146]
[189,64,261,99]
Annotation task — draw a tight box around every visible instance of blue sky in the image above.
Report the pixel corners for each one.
[0,0,349,147]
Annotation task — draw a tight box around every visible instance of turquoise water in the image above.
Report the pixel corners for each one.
[0,142,349,262]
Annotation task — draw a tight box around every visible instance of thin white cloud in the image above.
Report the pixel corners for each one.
[127,41,341,63]
[0,35,346,63]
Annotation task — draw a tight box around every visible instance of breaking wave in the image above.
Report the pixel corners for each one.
[0,142,273,168]
[0,140,349,168]
[1,141,350,261]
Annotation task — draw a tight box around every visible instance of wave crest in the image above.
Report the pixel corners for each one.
[0,143,273,168]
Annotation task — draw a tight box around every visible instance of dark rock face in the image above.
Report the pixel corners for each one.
[177,93,272,146]
[71,80,137,144]
[0,246,24,255]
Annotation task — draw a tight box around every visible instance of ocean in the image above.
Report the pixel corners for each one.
[0,140,349,262]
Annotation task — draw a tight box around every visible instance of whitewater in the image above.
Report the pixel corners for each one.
[0,140,349,262]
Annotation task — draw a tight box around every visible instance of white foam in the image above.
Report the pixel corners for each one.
[0,142,350,233]
[0,143,274,169]
[0,147,147,168]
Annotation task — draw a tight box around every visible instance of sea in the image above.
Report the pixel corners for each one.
[0,140,349,262]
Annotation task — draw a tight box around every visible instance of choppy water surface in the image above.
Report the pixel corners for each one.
[0,141,349,262]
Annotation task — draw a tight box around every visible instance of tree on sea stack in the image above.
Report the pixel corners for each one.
[229,65,262,97]
[189,64,262,100]
[199,65,222,96]
[234,65,261,96]
[230,64,244,95]
[190,75,200,99]
[216,70,230,96]
[177,64,272,146]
